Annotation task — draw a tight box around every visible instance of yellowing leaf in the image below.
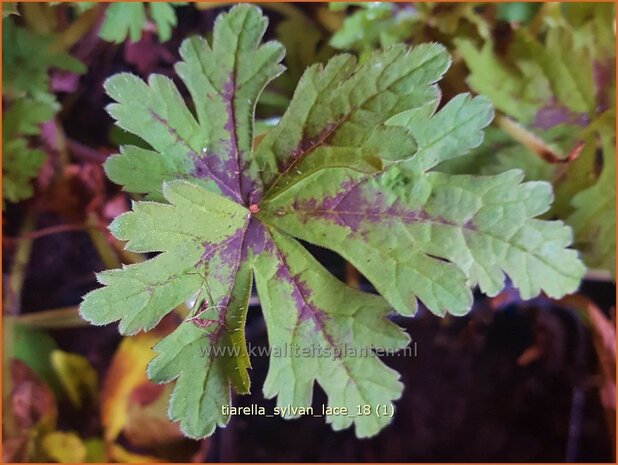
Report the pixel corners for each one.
[50,350,98,409]
[42,431,86,463]
[101,332,161,443]
[123,384,184,447]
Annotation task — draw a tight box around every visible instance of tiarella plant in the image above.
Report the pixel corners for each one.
[80,5,586,439]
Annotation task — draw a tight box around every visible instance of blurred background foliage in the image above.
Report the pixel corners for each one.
[2,2,615,462]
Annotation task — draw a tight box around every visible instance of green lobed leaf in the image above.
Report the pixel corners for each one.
[103,4,285,202]
[149,3,179,43]
[80,181,249,334]
[98,3,187,43]
[252,43,451,200]
[264,165,584,316]
[147,258,253,438]
[99,3,147,43]
[263,94,585,315]
[250,227,408,438]
[81,180,252,438]
[3,21,85,100]
[387,93,494,172]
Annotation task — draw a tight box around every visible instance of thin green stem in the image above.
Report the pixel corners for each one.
[85,212,121,270]
[9,306,87,329]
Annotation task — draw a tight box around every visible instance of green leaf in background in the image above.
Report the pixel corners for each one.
[457,3,614,139]
[568,123,616,277]
[99,2,186,43]
[2,99,55,207]
[329,3,490,58]
[149,3,182,43]
[456,3,616,275]
[455,37,545,123]
[2,140,46,206]
[81,4,586,440]
[329,3,412,53]
[3,99,57,137]
[99,3,147,43]
[496,2,541,24]
[2,19,85,206]
[3,21,85,100]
